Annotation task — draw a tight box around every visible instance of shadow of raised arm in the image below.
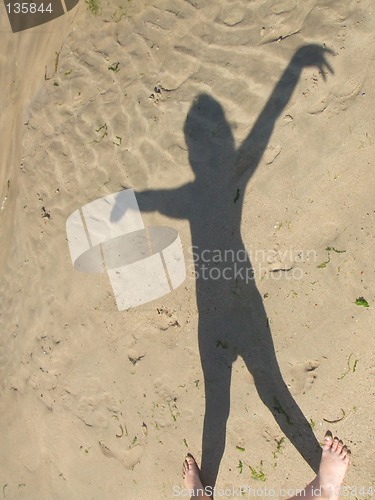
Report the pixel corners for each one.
[235,44,334,182]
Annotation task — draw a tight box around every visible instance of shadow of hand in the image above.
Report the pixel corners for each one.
[294,44,335,80]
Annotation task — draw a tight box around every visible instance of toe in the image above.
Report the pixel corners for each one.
[331,436,339,452]
[336,439,344,454]
[185,454,200,473]
[340,445,348,458]
[342,448,351,465]
[323,430,333,450]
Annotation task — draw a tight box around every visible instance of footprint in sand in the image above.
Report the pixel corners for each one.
[154,374,177,402]
[62,377,119,427]
[98,417,148,470]
[98,440,145,470]
[287,360,320,395]
[152,375,180,428]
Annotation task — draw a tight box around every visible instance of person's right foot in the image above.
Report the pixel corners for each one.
[316,431,350,498]
[183,454,205,492]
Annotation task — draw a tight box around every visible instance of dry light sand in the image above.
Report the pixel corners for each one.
[0,0,375,498]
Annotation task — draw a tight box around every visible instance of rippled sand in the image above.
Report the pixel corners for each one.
[0,1,374,498]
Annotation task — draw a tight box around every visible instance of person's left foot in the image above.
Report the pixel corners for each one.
[182,453,206,494]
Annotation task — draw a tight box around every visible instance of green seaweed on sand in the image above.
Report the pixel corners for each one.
[273,437,285,459]
[355,296,369,307]
[272,436,285,467]
[323,408,346,424]
[338,353,359,380]
[249,461,266,481]
[108,62,120,73]
[86,0,99,15]
[272,397,293,425]
[327,246,346,253]
[112,7,126,22]
[94,123,108,143]
[167,400,180,422]
[317,246,346,269]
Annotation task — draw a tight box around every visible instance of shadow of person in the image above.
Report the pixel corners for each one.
[117,44,334,488]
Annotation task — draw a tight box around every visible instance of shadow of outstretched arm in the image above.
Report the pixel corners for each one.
[110,184,193,223]
[235,44,334,183]
[135,184,193,219]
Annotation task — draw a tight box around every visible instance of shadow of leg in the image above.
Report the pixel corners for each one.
[200,361,232,490]
[250,364,321,473]
[234,287,322,473]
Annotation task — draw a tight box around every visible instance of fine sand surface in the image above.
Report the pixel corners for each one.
[0,0,374,498]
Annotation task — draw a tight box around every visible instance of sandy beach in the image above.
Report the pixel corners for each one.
[0,0,374,498]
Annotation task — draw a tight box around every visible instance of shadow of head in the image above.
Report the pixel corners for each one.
[184,94,235,183]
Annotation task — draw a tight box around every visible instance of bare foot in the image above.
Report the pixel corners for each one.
[317,431,350,498]
[182,454,212,499]
[288,431,350,500]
